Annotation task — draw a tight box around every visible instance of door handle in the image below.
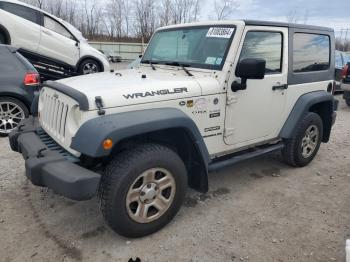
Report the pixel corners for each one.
[272,84,288,91]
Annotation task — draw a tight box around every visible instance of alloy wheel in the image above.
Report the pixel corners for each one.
[0,101,25,134]
[82,62,98,74]
[301,125,319,158]
[126,168,176,224]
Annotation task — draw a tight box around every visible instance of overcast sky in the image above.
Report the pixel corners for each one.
[202,0,350,35]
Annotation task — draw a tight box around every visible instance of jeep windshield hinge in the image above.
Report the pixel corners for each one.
[224,128,235,138]
[95,96,106,115]
[226,95,238,105]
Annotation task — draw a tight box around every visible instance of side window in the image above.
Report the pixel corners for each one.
[239,31,283,73]
[0,2,41,25]
[293,33,330,72]
[44,16,74,40]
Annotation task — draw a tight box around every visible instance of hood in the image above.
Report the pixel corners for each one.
[56,68,220,110]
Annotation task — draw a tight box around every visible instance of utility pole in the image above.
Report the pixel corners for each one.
[344,29,349,52]
[339,29,344,51]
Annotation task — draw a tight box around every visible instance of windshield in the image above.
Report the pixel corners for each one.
[141,26,236,70]
[61,20,87,42]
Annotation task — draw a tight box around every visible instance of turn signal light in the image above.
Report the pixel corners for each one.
[24,73,40,86]
[103,139,113,150]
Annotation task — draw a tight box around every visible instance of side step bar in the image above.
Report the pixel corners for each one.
[208,143,284,172]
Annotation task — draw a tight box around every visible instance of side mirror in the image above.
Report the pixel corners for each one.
[232,58,266,92]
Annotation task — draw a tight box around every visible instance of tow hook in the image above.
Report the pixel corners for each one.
[37,148,47,158]
[95,96,106,116]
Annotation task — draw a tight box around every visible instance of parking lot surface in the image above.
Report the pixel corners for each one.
[0,96,349,262]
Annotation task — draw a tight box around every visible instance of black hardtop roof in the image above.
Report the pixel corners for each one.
[244,20,334,32]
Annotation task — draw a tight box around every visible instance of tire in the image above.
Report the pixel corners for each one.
[77,59,101,75]
[346,99,350,107]
[100,143,187,238]
[0,97,29,137]
[282,112,323,167]
[0,32,6,44]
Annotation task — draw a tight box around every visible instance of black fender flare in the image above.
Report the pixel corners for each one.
[76,55,105,72]
[71,108,211,192]
[0,24,11,44]
[280,90,336,142]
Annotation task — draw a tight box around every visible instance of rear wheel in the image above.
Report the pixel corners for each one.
[346,99,350,107]
[100,143,187,238]
[0,97,28,137]
[77,59,101,75]
[282,112,323,167]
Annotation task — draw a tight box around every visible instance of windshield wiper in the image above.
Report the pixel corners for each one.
[165,62,193,76]
[141,59,157,70]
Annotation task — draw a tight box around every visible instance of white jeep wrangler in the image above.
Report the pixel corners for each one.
[9,20,338,238]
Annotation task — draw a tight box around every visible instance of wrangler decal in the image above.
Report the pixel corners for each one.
[123,88,188,99]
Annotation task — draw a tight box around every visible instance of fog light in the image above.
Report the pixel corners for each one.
[103,139,113,150]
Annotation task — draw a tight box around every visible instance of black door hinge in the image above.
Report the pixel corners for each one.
[95,96,106,115]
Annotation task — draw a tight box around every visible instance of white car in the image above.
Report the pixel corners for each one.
[0,0,109,75]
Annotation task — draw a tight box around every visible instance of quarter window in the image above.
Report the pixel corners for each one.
[0,2,41,25]
[44,16,74,40]
[239,31,283,73]
[293,33,330,72]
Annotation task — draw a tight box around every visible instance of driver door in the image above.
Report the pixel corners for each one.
[224,26,288,147]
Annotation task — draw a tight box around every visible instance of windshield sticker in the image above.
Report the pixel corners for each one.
[206,27,235,38]
[216,58,223,65]
[205,57,217,65]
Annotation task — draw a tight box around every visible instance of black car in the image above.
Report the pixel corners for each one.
[335,51,350,91]
[342,62,350,106]
[0,44,40,136]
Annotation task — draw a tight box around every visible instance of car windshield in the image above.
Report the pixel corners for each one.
[61,20,87,42]
[141,26,236,70]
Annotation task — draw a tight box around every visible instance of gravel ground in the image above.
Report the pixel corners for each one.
[0,95,349,262]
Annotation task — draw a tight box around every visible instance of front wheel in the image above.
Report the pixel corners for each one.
[100,143,187,238]
[0,97,28,137]
[282,112,323,167]
[77,59,101,75]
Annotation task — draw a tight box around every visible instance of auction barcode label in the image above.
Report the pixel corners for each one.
[206,27,235,38]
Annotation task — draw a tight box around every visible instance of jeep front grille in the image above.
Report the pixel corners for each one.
[40,92,70,139]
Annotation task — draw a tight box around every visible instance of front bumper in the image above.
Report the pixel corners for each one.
[9,117,101,201]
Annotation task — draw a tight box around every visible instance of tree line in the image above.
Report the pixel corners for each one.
[19,0,350,51]
[20,0,239,41]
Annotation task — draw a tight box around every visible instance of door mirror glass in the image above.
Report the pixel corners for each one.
[231,58,266,92]
[236,58,266,80]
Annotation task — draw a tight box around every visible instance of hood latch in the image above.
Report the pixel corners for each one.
[95,96,106,116]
